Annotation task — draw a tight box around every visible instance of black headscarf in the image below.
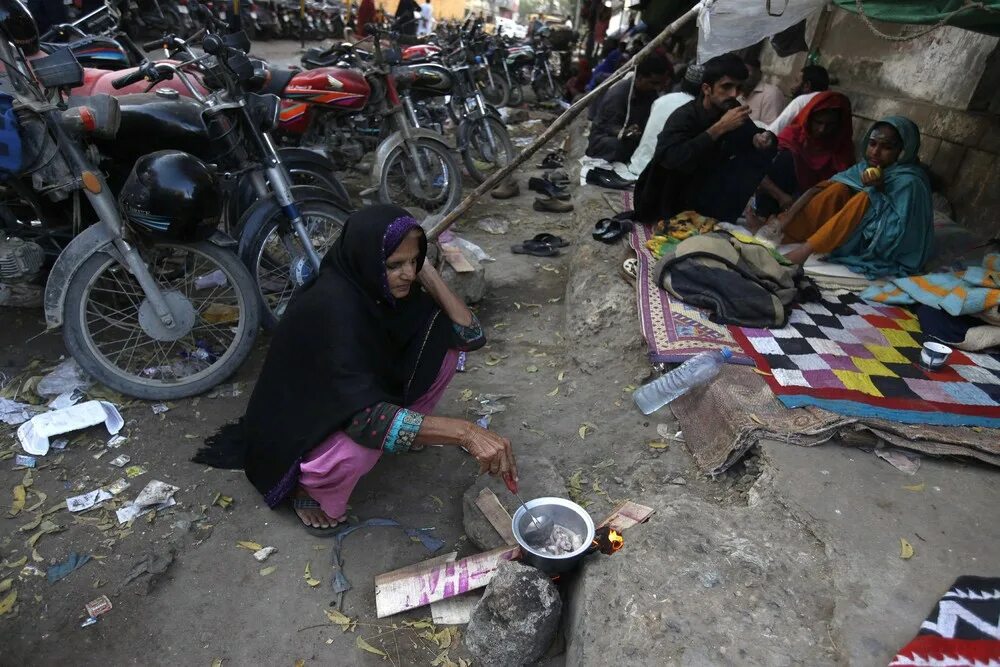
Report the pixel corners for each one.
[195,205,455,506]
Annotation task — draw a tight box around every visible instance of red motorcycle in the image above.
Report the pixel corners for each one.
[78,30,462,215]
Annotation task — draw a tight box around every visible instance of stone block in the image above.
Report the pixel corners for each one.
[462,454,567,551]
[440,245,486,304]
[464,561,562,667]
[930,141,968,187]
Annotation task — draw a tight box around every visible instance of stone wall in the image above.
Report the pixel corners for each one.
[761,6,1000,238]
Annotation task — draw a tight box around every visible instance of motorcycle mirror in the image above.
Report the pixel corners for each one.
[202,34,223,56]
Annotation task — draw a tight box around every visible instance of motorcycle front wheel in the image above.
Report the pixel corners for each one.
[377,139,462,217]
[462,117,517,184]
[239,197,349,328]
[480,72,510,108]
[508,82,524,106]
[62,241,261,400]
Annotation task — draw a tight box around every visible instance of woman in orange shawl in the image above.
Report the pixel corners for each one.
[752,91,854,219]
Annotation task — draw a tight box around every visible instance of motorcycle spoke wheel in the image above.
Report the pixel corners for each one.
[381,143,459,216]
[64,242,259,399]
[249,204,346,327]
[463,118,517,184]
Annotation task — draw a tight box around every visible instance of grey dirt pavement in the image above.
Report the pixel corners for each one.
[2,41,998,666]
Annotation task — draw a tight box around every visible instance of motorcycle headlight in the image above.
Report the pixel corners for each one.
[245,93,280,132]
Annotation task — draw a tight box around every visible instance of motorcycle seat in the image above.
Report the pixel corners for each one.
[261,67,297,96]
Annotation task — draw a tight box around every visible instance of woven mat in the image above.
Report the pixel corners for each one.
[671,364,1000,475]
[731,291,1000,428]
[628,223,752,365]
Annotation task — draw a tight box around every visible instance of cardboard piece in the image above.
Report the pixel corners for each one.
[375,545,520,618]
[597,500,655,532]
[475,488,516,545]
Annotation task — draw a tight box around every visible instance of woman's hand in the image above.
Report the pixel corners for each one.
[861,167,884,189]
[462,424,518,480]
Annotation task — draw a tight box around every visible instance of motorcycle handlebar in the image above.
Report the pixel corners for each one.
[142,37,168,51]
[111,68,148,90]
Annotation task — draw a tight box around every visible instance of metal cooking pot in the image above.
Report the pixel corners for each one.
[512,497,595,575]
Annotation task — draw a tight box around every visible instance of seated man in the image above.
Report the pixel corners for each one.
[767,64,830,135]
[633,53,776,224]
[742,56,785,126]
[623,63,701,179]
[585,53,672,165]
[774,116,933,278]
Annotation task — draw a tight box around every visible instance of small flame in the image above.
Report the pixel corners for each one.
[608,529,624,553]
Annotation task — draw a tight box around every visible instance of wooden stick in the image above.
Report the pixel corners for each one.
[474,488,516,544]
[423,2,703,241]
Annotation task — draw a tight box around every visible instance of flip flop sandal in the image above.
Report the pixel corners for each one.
[594,219,634,244]
[293,497,342,536]
[511,240,559,257]
[592,218,613,241]
[531,233,570,248]
[536,152,564,169]
[620,257,639,285]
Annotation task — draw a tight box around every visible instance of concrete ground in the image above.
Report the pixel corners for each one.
[2,40,998,666]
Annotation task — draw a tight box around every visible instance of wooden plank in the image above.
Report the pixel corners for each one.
[440,243,475,273]
[474,488,516,545]
[375,545,520,618]
[374,551,456,586]
[597,500,655,533]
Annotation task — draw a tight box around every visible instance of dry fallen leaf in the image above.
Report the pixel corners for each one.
[525,365,538,373]
[748,414,765,426]
[902,483,925,492]
[259,566,277,576]
[402,619,434,629]
[578,423,596,439]
[0,578,11,594]
[647,442,669,450]
[429,495,444,510]
[304,562,321,587]
[899,538,914,560]
[210,659,223,667]
[3,556,27,570]
[459,389,474,402]
[557,371,566,382]
[9,485,25,517]
[484,354,505,367]
[325,608,354,631]
[294,660,305,667]
[237,540,263,551]
[213,494,233,509]
[0,589,16,615]
[547,387,559,397]
[356,636,387,657]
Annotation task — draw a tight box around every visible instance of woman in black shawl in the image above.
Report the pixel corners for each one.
[196,205,517,533]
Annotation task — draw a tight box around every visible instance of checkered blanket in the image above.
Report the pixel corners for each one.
[730,292,1000,427]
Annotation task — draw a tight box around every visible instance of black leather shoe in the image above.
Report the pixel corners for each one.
[528,176,571,201]
[586,167,634,191]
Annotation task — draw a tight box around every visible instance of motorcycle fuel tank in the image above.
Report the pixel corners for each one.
[282,68,369,110]
[400,62,454,95]
[63,36,131,71]
[401,44,442,62]
[99,94,210,163]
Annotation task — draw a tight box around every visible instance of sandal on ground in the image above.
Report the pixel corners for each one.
[293,497,344,536]
[537,151,564,169]
[620,257,639,285]
[530,233,570,248]
[592,218,633,244]
[511,239,559,257]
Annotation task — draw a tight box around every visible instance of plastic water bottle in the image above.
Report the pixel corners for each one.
[632,349,734,415]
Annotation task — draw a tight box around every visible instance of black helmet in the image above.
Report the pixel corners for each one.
[119,150,221,242]
[0,0,38,55]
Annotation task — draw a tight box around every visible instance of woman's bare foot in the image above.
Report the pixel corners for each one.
[783,243,814,266]
[293,488,346,529]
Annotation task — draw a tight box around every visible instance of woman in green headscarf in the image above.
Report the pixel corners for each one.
[770,116,933,278]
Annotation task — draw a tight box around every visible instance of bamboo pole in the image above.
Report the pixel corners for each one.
[424,1,703,241]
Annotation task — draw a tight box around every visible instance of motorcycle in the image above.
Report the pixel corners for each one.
[0,6,260,399]
[96,30,352,327]
[284,27,462,216]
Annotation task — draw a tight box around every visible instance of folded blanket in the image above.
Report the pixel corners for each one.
[862,252,1000,319]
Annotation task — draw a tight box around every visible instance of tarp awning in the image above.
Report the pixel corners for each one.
[697,0,1000,62]
[834,1,1000,38]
